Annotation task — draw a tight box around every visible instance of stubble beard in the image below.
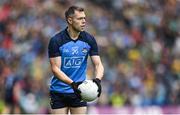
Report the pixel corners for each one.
[72,24,84,32]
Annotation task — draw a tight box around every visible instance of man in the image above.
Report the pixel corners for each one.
[48,6,104,114]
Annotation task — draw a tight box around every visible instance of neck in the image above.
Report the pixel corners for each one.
[67,27,80,40]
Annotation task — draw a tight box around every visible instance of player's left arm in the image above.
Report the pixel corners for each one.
[91,55,104,80]
[91,55,104,97]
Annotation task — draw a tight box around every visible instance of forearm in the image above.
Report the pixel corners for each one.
[52,66,73,85]
[95,63,104,80]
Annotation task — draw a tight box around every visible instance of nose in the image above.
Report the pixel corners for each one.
[82,18,86,24]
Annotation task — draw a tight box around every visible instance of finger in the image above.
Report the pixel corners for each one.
[97,91,100,97]
[77,81,83,86]
[77,89,81,93]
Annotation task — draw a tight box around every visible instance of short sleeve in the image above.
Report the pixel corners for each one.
[48,37,61,58]
[89,36,99,56]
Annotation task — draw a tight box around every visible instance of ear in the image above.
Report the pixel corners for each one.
[67,17,73,24]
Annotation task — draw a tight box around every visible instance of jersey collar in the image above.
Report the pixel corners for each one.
[65,27,83,42]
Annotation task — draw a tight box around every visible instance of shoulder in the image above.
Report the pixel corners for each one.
[81,31,96,43]
[49,29,66,45]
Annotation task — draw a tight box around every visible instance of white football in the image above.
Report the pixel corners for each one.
[78,80,99,102]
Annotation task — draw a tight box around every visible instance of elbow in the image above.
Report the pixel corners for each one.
[51,66,58,75]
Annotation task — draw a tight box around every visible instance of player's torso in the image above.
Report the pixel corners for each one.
[60,40,90,70]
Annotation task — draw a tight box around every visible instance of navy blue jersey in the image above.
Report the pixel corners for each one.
[48,28,99,93]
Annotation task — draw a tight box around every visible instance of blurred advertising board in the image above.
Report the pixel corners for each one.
[88,106,180,114]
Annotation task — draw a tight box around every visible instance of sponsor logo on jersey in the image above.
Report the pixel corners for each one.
[64,57,84,68]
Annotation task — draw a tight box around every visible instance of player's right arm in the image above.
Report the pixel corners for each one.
[49,56,73,85]
[49,56,82,98]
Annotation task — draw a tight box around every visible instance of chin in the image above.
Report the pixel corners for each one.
[81,28,85,31]
[78,29,84,32]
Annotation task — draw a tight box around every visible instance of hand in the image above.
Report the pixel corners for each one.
[93,78,102,97]
[70,81,82,99]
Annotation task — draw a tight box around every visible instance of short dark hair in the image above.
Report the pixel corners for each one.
[65,6,84,20]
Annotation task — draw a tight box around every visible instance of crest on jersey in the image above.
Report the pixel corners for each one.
[82,48,88,54]
[72,47,79,55]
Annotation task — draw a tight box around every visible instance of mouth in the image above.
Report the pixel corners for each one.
[81,25,85,28]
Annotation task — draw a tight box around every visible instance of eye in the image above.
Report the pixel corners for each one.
[77,17,86,20]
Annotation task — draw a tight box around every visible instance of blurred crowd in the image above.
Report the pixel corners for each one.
[0,0,180,114]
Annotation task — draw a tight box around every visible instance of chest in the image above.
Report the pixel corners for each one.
[59,41,90,57]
